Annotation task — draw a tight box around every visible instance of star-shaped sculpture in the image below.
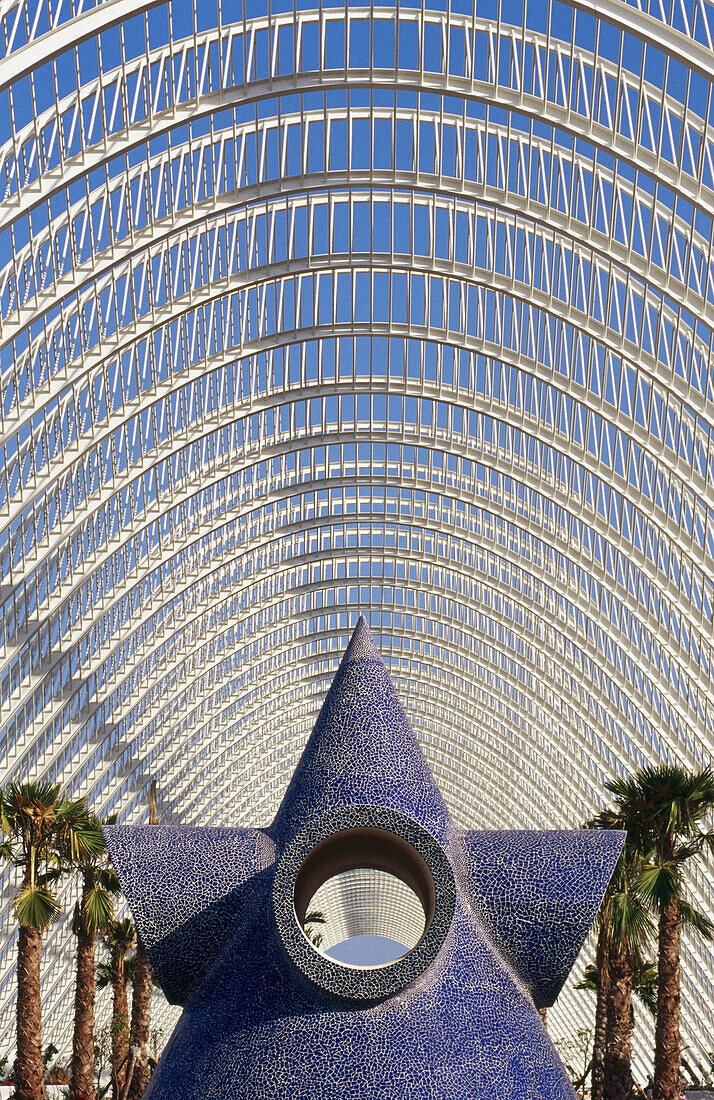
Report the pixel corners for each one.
[105,617,623,1099]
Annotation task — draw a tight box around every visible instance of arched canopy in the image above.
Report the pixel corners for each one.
[0,0,713,1075]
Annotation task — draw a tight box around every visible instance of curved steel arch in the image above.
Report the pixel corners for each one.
[2,451,708,805]
[5,131,714,343]
[20,518,706,786]
[3,11,713,211]
[11,418,709,696]
[2,0,714,1085]
[5,288,711,666]
[5,444,711,787]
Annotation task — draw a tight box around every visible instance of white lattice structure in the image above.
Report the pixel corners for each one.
[1,0,714,1080]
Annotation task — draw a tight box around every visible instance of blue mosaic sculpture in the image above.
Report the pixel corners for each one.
[104,618,624,1098]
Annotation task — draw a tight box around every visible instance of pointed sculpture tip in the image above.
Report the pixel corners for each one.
[340,614,383,667]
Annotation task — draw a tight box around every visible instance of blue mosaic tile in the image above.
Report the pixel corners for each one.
[271,806,457,1001]
[460,828,624,1009]
[104,617,624,1098]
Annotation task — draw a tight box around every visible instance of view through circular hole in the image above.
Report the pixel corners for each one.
[294,828,434,969]
[302,867,427,967]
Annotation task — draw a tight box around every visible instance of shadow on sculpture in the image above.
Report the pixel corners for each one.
[104,617,624,1098]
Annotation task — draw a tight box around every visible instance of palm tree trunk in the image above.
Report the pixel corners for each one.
[71,877,96,1100]
[111,962,129,1100]
[126,779,158,1100]
[653,894,681,1100]
[604,940,634,1100]
[592,922,610,1100]
[127,936,152,1100]
[15,923,46,1100]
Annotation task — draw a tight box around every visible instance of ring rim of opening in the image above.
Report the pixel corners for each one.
[272,807,456,1001]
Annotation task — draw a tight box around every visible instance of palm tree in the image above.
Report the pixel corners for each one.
[590,901,611,1100]
[101,918,136,1100]
[606,765,714,1100]
[70,823,120,1100]
[583,812,654,1100]
[605,884,651,1098]
[578,961,658,1019]
[127,781,159,1100]
[0,782,101,1100]
[125,940,151,1100]
[96,955,135,991]
[303,909,327,949]
[579,948,658,1098]
[603,862,653,1099]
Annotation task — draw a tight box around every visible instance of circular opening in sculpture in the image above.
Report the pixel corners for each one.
[273,808,456,1000]
[294,828,435,969]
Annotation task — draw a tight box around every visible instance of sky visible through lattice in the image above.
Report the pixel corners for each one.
[1,0,714,1077]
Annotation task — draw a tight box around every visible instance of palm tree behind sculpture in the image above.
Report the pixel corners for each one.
[303,910,327,949]
[71,821,120,1100]
[584,812,651,1100]
[589,886,611,1100]
[592,821,653,1100]
[101,918,136,1100]
[578,961,658,1018]
[0,783,101,1100]
[127,781,159,1100]
[606,765,714,1100]
[603,880,651,1099]
[579,949,658,1100]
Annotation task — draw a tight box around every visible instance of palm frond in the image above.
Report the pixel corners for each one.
[2,783,61,838]
[104,917,136,954]
[14,884,59,928]
[96,961,113,990]
[54,796,94,820]
[607,888,655,956]
[4,781,62,811]
[37,866,64,888]
[635,861,680,910]
[575,963,599,992]
[83,887,115,932]
[607,765,714,839]
[123,954,136,985]
[94,866,121,894]
[674,839,706,862]
[303,909,327,948]
[58,816,105,862]
[679,899,714,940]
[633,962,658,1018]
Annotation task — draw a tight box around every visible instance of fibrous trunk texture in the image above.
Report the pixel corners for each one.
[71,880,96,1100]
[592,922,610,1100]
[653,894,681,1100]
[604,939,634,1100]
[127,936,153,1100]
[111,964,129,1100]
[16,923,46,1100]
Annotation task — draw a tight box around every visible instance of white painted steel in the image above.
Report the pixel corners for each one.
[1,0,714,1083]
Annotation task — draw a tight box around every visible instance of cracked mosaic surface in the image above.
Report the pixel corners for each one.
[271,806,456,1000]
[104,618,624,1098]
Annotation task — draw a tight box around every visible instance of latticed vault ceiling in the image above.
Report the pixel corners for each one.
[1,0,714,1076]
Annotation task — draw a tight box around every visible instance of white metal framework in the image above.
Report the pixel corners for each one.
[1,0,714,1077]
[305,868,427,957]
